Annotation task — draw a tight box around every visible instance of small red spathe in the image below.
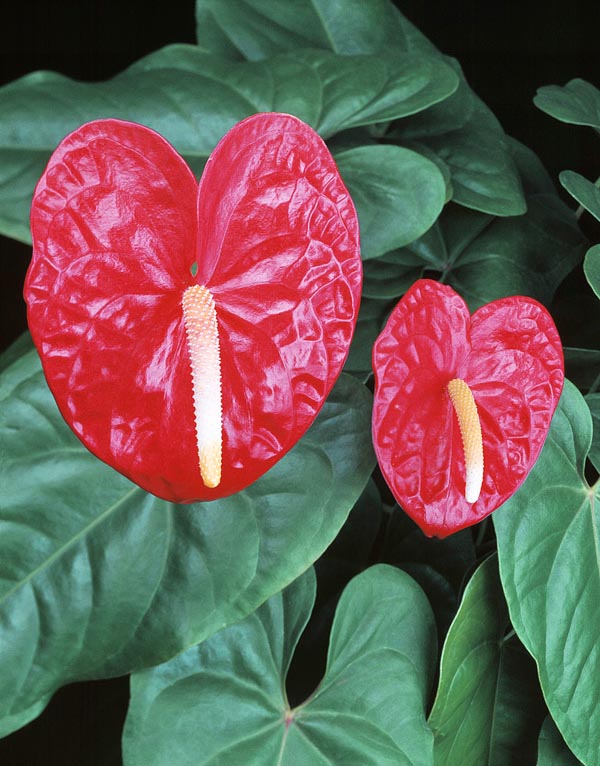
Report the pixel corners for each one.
[372,279,564,537]
[25,114,362,502]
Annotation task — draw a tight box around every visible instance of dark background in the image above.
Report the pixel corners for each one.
[0,1,598,763]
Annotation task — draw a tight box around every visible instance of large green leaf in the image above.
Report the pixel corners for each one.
[584,243,600,300]
[0,346,374,737]
[392,71,526,217]
[122,565,437,766]
[335,145,446,260]
[537,717,583,766]
[194,0,433,59]
[0,44,458,245]
[560,170,600,222]
[534,79,600,129]
[428,555,545,765]
[363,142,585,309]
[494,380,600,766]
[195,0,525,219]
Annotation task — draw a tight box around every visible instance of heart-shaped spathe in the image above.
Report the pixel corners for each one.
[372,279,564,537]
[25,114,362,502]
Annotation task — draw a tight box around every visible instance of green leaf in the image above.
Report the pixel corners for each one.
[123,565,437,766]
[378,507,476,643]
[366,139,584,308]
[586,393,600,472]
[335,145,446,260]
[0,331,34,375]
[560,170,600,222]
[400,139,454,202]
[0,350,374,737]
[195,1,524,220]
[584,243,600,300]
[428,555,545,765]
[537,716,583,766]
[381,510,475,594]
[343,295,393,380]
[563,347,600,393]
[494,380,600,766]
[363,184,585,310]
[0,45,458,244]
[194,0,427,59]
[534,79,600,129]
[391,66,526,217]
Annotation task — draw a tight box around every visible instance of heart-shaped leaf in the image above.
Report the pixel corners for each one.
[0,341,374,737]
[534,78,600,129]
[25,115,362,502]
[335,145,446,260]
[372,279,564,537]
[122,564,437,766]
[429,554,545,765]
[494,380,600,766]
[0,45,458,245]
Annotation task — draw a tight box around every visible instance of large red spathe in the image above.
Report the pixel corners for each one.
[25,114,362,502]
[372,279,564,537]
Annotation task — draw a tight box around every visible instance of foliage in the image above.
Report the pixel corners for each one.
[1,0,599,764]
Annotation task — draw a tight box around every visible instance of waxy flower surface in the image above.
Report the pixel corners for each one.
[24,113,362,502]
[372,279,564,537]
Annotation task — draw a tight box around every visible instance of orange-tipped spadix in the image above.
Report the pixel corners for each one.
[182,284,222,488]
[447,378,483,503]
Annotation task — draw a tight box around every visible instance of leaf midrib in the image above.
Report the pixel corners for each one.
[0,486,141,606]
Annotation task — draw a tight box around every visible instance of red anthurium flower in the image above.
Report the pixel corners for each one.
[24,113,362,502]
[372,279,564,538]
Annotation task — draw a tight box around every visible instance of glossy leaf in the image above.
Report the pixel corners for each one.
[25,115,362,502]
[584,243,600,300]
[0,45,458,244]
[429,555,545,765]
[537,717,583,766]
[196,0,525,219]
[372,279,564,537]
[195,0,425,59]
[391,67,526,217]
[494,380,600,766]
[560,170,600,222]
[534,78,600,128]
[363,141,586,309]
[335,145,446,260]
[123,565,437,766]
[0,344,374,737]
